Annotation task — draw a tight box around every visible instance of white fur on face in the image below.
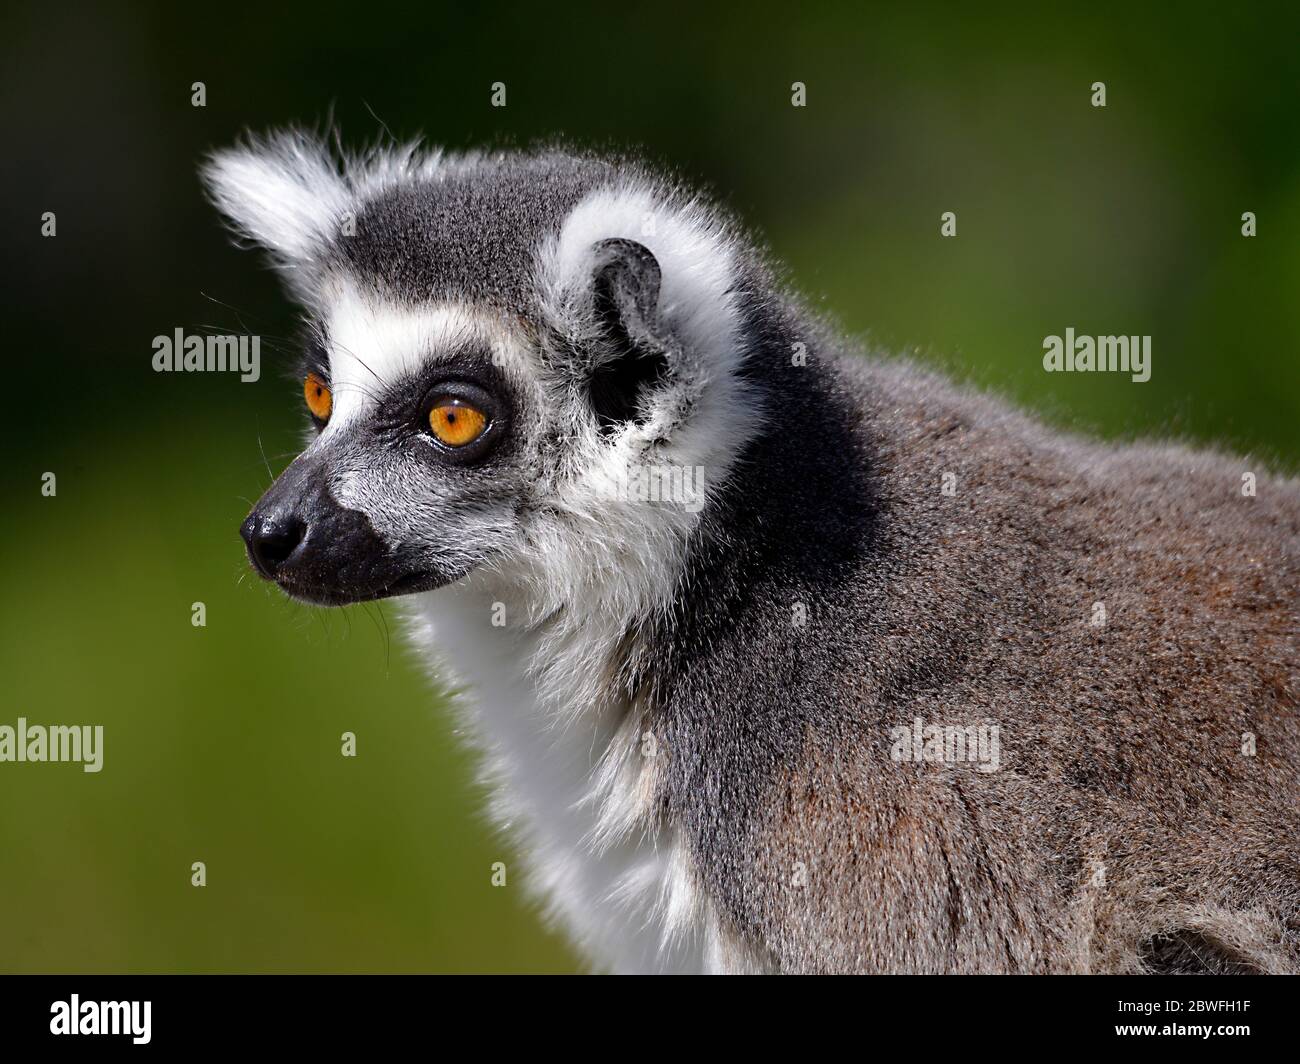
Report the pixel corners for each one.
[303,286,541,586]
[317,281,515,433]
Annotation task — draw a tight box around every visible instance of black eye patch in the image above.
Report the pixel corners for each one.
[367,349,517,466]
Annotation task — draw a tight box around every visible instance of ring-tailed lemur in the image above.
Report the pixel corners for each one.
[204,130,1300,974]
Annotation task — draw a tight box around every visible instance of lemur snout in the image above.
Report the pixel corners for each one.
[241,512,305,577]
[241,456,447,606]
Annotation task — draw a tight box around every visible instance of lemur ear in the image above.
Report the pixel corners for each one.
[201,130,351,269]
[587,238,671,431]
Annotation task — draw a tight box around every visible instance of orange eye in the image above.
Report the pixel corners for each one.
[304,373,332,422]
[428,398,488,447]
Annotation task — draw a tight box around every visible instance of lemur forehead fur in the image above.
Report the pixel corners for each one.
[206,129,1300,974]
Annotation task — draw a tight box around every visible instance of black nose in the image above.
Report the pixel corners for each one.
[240,512,306,577]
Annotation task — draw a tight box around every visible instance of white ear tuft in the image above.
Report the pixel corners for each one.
[201,129,351,266]
[541,183,743,367]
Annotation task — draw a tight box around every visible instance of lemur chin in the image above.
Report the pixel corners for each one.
[204,130,1300,975]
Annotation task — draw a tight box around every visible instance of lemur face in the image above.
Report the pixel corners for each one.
[205,133,760,612]
[239,294,542,605]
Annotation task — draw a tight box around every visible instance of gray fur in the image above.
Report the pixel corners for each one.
[333,152,615,312]
[646,331,1300,972]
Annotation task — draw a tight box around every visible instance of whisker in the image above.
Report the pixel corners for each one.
[255,419,276,482]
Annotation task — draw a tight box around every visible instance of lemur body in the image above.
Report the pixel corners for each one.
[206,134,1300,974]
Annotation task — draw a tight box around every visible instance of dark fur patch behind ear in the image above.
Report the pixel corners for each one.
[588,238,670,432]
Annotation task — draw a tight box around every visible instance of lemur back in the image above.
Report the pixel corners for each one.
[647,344,1300,973]
[206,133,1300,974]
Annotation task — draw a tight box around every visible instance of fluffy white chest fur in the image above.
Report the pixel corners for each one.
[406,578,750,973]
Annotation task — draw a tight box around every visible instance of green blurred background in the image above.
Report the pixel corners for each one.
[1,2,1297,972]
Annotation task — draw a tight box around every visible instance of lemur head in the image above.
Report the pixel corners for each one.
[204,131,764,621]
